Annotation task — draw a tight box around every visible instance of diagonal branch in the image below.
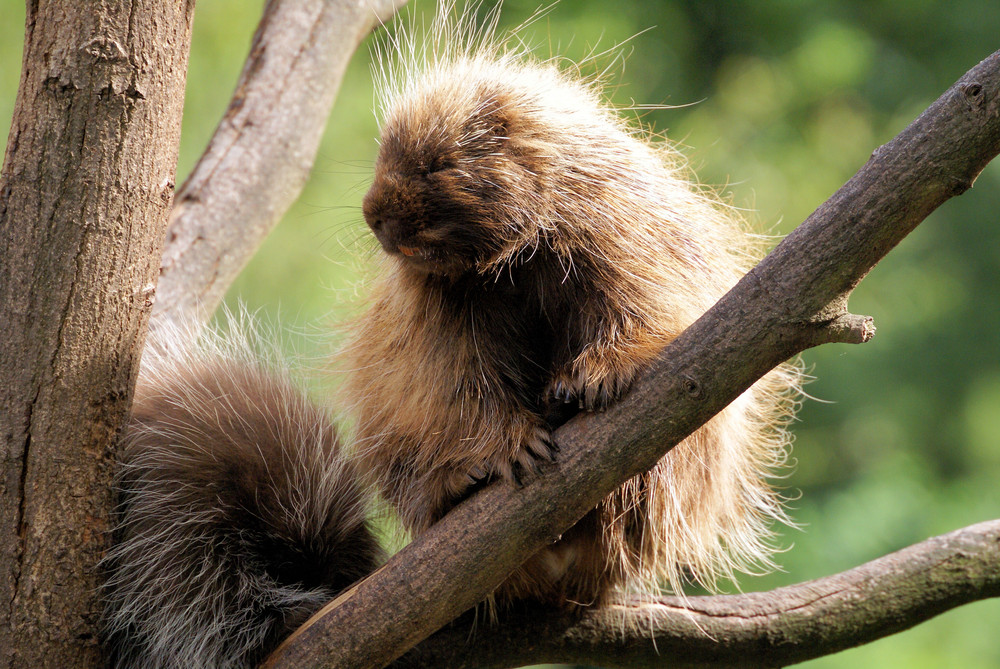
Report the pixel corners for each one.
[393,519,1000,668]
[262,51,1000,669]
[150,0,407,336]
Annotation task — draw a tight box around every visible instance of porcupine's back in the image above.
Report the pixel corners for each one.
[353,3,801,602]
[102,322,383,668]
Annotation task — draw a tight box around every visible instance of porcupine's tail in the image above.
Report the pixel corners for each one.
[102,317,383,668]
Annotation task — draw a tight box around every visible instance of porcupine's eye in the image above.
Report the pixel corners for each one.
[425,154,456,175]
[489,113,509,139]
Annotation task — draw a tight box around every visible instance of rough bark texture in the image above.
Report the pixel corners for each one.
[393,520,1000,668]
[0,2,195,666]
[151,0,408,336]
[262,50,1000,669]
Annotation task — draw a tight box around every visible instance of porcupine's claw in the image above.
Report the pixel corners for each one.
[544,364,636,415]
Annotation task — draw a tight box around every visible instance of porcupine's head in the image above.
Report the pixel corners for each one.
[363,64,553,278]
[362,4,627,279]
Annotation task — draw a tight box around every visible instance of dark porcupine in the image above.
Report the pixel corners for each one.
[102,321,383,668]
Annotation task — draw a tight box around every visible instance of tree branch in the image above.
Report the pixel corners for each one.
[263,51,1000,669]
[150,0,407,335]
[393,519,1000,668]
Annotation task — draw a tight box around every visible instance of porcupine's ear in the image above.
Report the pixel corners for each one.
[485,99,510,138]
[464,91,514,141]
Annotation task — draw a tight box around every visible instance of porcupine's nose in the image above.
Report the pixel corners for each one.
[368,215,389,232]
[369,215,410,256]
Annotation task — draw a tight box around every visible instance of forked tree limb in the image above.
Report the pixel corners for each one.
[262,51,1000,669]
[150,0,407,336]
[392,519,1000,668]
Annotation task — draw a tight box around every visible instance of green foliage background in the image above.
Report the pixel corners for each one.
[2,1,999,667]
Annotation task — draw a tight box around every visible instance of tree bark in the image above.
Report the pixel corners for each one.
[262,50,1000,669]
[0,2,195,666]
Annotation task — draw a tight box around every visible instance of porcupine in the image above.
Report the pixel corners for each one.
[101,319,384,668]
[341,5,800,606]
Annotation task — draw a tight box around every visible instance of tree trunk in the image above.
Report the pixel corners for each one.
[0,2,195,666]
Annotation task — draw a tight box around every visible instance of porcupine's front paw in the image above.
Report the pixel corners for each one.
[457,414,558,491]
[409,413,558,530]
[544,360,637,413]
[398,436,553,531]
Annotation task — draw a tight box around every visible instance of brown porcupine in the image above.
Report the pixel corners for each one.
[101,319,384,668]
[341,5,800,606]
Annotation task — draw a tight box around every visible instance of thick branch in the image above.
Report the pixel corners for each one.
[264,51,1000,669]
[394,519,1000,668]
[150,0,407,335]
